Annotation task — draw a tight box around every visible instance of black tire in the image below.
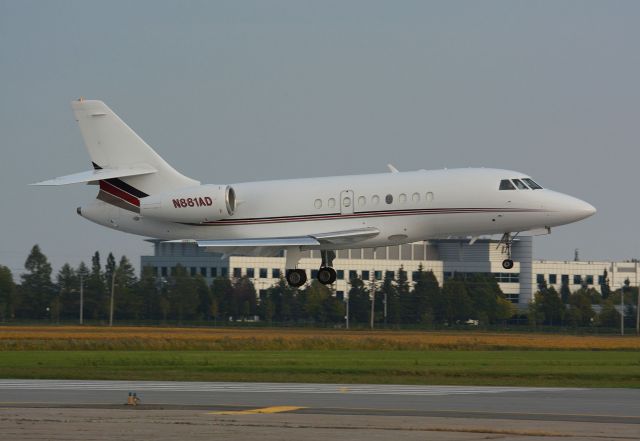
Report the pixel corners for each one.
[317,267,337,285]
[502,259,514,270]
[286,269,307,288]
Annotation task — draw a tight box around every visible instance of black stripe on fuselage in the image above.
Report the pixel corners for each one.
[178,207,549,226]
[91,162,149,198]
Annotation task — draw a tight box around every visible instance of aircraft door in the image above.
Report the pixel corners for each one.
[340,190,354,215]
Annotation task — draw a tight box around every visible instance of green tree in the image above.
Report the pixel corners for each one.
[443,277,472,324]
[567,289,596,327]
[18,245,55,319]
[57,263,78,320]
[380,271,400,325]
[86,252,106,320]
[232,276,257,320]
[137,266,162,320]
[465,273,511,324]
[412,267,439,325]
[303,280,333,323]
[212,277,234,320]
[560,279,571,304]
[598,299,621,328]
[600,269,611,299]
[347,277,370,324]
[194,275,212,320]
[532,285,565,325]
[0,265,16,321]
[396,266,412,323]
[114,256,140,320]
[167,264,199,322]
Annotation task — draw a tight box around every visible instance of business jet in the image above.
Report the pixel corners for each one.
[34,99,596,287]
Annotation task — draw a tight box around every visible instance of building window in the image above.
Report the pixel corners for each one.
[311,269,318,279]
[374,270,382,280]
[272,268,281,279]
[210,267,218,278]
[161,267,168,277]
[536,274,545,285]
[336,291,344,301]
[412,271,420,281]
[337,270,344,280]
[585,275,594,285]
[170,267,177,276]
[505,293,519,304]
[443,271,452,280]
[598,275,604,285]
[259,289,267,300]
[349,270,358,280]
[549,274,557,284]
[385,270,395,280]
[362,270,370,281]
[561,274,569,284]
[385,194,393,204]
[246,268,255,278]
[233,268,241,278]
[573,275,582,285]
[200,267,207,277]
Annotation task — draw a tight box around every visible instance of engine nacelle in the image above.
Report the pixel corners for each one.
[140,184,236,223]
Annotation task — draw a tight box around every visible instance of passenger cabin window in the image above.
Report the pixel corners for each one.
[372,195,380,205]
[523,178,543,189]
[385,194,393,204]
[314,199,322,209]
[499,179,516,190]
[328,198,336,208]
[512,179,529,190]
[358,196,366,206]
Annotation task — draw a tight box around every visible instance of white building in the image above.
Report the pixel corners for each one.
[140,237,638,309]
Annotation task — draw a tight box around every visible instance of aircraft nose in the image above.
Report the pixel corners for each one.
[565,196,596,221]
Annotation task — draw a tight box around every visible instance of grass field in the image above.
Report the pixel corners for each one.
[0,326,639,387]
[0,350,639,387]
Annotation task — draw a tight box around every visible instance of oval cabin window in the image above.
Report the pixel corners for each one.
[412,192,420,203]
[385,194,393,204]
[399,193,407,203]
[314,199,322,209]
[372,195,380,205]
[426,192,434,202]
[328,198,336,208]
[343,197,351,208]
[358,196,366,206]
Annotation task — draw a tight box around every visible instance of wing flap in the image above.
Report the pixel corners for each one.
[31,164,157,186]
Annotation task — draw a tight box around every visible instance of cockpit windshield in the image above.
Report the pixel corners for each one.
[499,179,515,190]
[523,178,543,189]
[499,177,544,190]
[512,179,529,190]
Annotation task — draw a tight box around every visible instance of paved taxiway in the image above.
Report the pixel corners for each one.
[1,380,639,440]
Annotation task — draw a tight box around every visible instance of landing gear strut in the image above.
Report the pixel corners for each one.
[317,250,337,285]
[497,232,517,270]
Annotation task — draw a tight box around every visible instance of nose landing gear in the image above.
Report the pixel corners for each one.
[497,232,517,270]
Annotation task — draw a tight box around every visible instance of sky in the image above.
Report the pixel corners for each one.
[1,1,639,279]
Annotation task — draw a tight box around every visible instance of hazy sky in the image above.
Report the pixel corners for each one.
[1,1,639,278]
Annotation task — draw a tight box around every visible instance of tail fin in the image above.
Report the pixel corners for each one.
[71,99,199,195]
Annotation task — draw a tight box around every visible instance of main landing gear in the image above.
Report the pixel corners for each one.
[317,250,337,285]
[284,250,337,288]
[497,232,517,270]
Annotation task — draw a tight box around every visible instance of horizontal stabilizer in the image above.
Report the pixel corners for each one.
[31,164,157,186]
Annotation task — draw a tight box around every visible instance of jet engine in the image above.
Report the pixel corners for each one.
[140,185,236,223]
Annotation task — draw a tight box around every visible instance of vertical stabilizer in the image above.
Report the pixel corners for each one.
[71,99,199,196]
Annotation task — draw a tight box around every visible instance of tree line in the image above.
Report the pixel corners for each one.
[0,244,636,328]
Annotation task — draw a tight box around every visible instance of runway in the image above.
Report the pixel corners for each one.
[1,380,639,440]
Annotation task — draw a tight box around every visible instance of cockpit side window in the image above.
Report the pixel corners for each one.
[523,178,543,189]
[499,179,516,190]
[512,179,529,190]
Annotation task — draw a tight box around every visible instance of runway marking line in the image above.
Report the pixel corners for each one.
[208,406,305,415]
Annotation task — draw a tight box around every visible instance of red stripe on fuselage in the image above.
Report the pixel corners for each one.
[99,180,140,207]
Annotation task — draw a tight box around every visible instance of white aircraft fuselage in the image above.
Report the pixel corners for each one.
[36,99,596,287]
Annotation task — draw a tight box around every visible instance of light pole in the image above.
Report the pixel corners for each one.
[109,270,116,327]
[345,295,349,330]
[79,273,84,325]
[620,284,625,336]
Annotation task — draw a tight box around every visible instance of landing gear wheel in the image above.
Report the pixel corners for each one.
[317,267,337,285]
[502,259,514,270]
[286,269,307,288]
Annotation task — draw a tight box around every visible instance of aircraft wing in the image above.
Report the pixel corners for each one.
[166,227,380,256]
